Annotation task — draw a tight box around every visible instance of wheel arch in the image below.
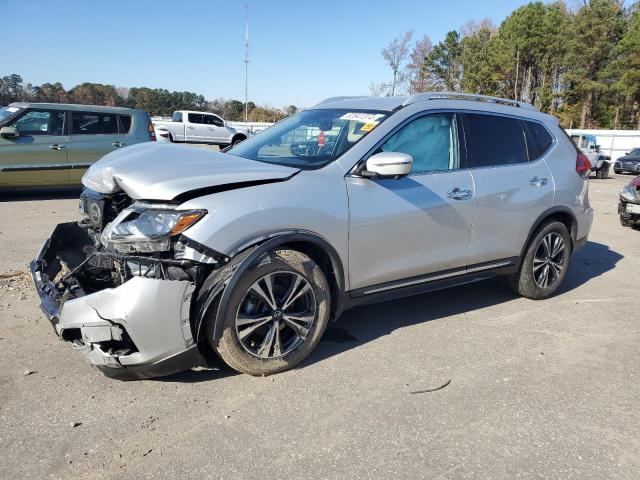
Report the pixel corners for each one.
[193,231,346,345]
[520,207,578,262]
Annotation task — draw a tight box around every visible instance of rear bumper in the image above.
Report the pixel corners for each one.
[30,223,204,379]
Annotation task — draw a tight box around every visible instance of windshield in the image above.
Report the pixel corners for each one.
[0,106,22,124]
[630,148,640,156]
[228,108,389,169]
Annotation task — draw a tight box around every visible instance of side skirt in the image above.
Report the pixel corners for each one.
[343,258,519,310]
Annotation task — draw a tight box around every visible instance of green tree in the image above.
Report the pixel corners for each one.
[423,31,462,91]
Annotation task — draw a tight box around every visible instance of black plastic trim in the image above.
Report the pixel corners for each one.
[519,206,578,261]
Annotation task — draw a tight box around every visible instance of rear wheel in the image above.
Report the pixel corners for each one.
[508,221,571,299]
[211,250,330,376]
[231,135,246,146]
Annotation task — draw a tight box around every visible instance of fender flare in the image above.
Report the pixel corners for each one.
[518,206,578,262]
[193,231,346,344]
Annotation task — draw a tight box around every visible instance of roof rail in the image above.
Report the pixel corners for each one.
[403,92,537,111]
[315,96,368,107]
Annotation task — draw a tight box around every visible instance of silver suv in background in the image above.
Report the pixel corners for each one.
[31,93,593,379]
[0,103,155,187]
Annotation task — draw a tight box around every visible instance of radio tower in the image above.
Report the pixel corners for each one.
[244,4,249,122]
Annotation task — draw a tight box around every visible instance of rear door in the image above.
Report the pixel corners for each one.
[0,108,69,186]
[67,111,126,182]
[463,113,555,265]
[186,113,206,142]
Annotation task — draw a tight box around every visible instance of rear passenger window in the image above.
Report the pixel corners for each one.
[188,113,203,124]
[463,114,528,167]
[72,113,121,135]
[523,121,553,160]
[118,115,132,133]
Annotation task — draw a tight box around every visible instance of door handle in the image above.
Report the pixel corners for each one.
[529,176,548,187]
[188,126,195,130]
[447,187,472,201]
[49,144,65,150]
[112,141,126,147]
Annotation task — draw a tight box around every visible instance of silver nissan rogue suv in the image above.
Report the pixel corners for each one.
[31,93,593,379]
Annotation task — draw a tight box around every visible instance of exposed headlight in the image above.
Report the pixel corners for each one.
[102,207,206,253]
[620,185,638,203]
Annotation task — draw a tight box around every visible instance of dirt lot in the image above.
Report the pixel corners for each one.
[1,168,639,479]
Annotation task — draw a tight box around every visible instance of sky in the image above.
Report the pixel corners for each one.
[3,0,555,108]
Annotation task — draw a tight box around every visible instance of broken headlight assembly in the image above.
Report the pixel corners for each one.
[620,185,638,203]
[101,206,206,253]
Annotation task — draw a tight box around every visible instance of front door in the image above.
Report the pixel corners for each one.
[346,113,474,291]
[67,111,127,182]
[0,109,69,187]
[186,113,206,142]
[203,114,227,143]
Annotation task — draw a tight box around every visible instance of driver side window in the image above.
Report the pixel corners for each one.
[379,113,459,174]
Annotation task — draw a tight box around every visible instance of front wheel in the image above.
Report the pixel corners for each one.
[210,250,330,376]
[508,221,572,299]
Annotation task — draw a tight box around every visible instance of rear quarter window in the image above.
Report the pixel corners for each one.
[118,115,132,133]
[523,121,553,160]
[72,112,120,135]
[463,113,528,167]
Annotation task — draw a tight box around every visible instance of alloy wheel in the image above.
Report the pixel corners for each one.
[235,271,316,359]
[533,232,565,288]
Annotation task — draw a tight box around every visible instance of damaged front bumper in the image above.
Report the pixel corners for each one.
[30,222,205,379]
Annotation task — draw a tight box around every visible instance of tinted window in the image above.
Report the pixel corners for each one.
[72,113,122,135]
[72,113,100,134]
[204,115,224,127]
[172,111,183,122]
[188,113,203,124]
[101,114,118,134]
[379,114,458,173]
[118,115,132,133]
[463,114,528,167]
[11,110,65,136]
[523,121,553,160]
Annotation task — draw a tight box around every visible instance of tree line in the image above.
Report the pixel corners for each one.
[373,0,640,130]
[0,74,297,123]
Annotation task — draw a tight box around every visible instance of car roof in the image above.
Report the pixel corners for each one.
[8,102,145,114]
[312,92,547,120]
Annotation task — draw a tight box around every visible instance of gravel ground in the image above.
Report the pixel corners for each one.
[0,164,639,479]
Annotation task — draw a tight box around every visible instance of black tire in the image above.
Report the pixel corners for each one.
[167,133,174,143]
[595,169,604,179]
[620,217,632,227]
[211,249,330,376]
[614,170,622,174]
[508,221,572,300]
[231,135,246,146]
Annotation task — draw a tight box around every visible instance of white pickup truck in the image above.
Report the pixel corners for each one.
[153,111,248,147]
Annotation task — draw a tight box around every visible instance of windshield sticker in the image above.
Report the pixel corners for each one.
[358,121,379,133]
[340,112,385,123]
[6,107,19,113]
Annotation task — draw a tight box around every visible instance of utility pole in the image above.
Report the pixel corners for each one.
[244,4,249,122]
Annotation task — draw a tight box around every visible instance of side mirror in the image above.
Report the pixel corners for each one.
[363,152,413,178]
[0,126,19,138]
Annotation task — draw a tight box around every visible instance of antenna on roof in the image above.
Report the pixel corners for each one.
[244,4,249,122]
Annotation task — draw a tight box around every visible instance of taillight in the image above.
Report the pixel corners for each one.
[576,152,591,178]
[147,121,156,141]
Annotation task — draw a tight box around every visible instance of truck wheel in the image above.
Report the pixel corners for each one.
[211,250,330,376]
[231,135,246,146]
[167,133,174,143]
[508,221,571,300]
[595,169,604,179]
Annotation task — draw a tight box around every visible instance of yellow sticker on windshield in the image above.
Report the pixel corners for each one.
[359,122,378,132]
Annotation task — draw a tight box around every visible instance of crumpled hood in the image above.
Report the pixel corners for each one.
[82,142,299,201]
